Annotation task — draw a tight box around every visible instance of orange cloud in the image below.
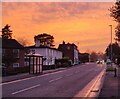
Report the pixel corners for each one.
[2,2,116,52]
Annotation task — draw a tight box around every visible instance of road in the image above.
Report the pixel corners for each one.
[2,63,105,98]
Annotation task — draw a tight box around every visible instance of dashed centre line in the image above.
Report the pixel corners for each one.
[49,77,62,83]
[12,84,40,95]
[12,73,76,95]
[66,74,73,77]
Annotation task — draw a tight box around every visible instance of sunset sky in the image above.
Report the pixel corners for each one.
[2,2,117,53]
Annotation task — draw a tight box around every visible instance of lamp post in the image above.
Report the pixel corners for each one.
[109,25,112,65]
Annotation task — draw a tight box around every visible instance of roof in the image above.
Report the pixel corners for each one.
[58,43,77,48]
[26,45,61,51]
[2,38,24,49]
[59,43,77,47]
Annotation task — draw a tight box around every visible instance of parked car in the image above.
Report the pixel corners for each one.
[106,59,111,65]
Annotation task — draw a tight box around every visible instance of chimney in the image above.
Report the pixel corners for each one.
[63,41,65,45]
[34,36,40,47]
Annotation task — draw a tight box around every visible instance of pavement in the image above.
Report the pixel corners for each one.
[98,65,120,98]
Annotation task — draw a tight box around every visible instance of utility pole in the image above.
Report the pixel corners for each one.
[109,25,112,66]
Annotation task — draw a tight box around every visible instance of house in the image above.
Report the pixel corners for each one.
[58,41,79,65]
[2,38,25,75]
[26,46,62,66]
[25,38,63,66]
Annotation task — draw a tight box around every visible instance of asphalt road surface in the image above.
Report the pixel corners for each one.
[2,63,105,98]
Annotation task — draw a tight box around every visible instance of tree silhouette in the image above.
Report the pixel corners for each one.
[90,51,98,62]
[34,33,54,47]
[1,24,12,39]
[110,1,120,41]
[78,53,89,63]
[2,51,18,68]
[105,42,120,63]
[17,37,29,47]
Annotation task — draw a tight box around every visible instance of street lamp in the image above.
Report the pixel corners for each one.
[109,25,112,65]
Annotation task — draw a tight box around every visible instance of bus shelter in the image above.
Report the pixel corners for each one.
[26,54,43,74]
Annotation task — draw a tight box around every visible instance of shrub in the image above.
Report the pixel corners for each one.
[106,67,115,72]
[55,57,71,67]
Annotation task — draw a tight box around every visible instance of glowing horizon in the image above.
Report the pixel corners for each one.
[2,2,116,53]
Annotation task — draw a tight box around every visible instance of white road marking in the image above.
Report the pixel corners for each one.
[85,70,105,97]
[49,77,62,83]
[1,65,85,86]
[1,76,37,86]
[12,84,40,95]
[1,69,67,86]
[73,68,106,98]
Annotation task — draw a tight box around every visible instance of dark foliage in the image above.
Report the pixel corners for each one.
[34,33,54,47]
[78,53,89,63]
[2,51,18,68]
[105,42,120,64]
[110,1,120,41]
[55,57,72,67]
[1,24,12,39]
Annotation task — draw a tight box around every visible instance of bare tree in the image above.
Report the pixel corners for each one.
[90,51,98,62]
[17,37,29,47]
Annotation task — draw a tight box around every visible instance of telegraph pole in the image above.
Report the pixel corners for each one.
[109,25,112,66]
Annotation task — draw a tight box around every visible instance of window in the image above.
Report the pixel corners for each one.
[67,46,70,50]
[13,63,19,68]
[13,49,19,58]
[31,50,35,54]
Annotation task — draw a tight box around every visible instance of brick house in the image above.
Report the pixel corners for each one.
[58,41,79,65]
[2,39,25,75]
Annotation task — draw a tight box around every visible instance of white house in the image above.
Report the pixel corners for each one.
[26,39,63,66]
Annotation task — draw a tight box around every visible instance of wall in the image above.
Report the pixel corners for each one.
[74,49,79,65]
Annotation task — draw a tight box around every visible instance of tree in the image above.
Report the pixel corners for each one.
[97,52,106,60]
[55,57,71,67]
[110,1,120,41]
[90,51,98,62]
[34,33,54,47]
[2,50,19,75]
[1,24,12,39]
[2,52,18,68]
[78,53,89,63]
[105,42,120,63]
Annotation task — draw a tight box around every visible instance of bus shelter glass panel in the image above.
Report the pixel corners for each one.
[34,57,36,73]
[39,58,42,73]
[36,57,39,73]
[29,57,34,74]
[28,55,43,74]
